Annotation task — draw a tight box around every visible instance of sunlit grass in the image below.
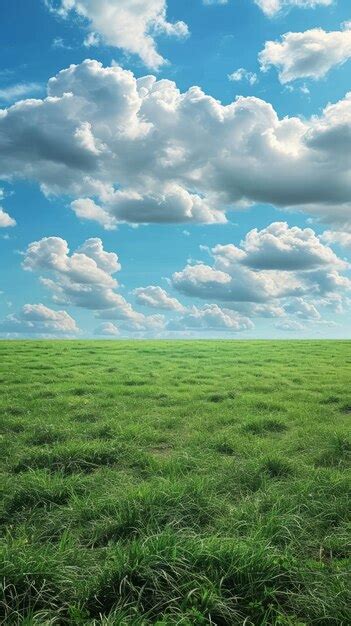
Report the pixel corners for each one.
[1,340,350,624]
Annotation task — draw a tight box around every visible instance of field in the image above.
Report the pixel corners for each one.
[1,340,350,625]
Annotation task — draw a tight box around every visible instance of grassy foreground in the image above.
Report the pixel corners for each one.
[0,340,350,625]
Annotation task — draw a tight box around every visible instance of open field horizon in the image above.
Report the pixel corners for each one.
[1,0,351,622]
[1,340,350,625]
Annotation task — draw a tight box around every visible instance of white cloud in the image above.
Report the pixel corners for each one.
[1,59,351,229]
[0,304,79,336]
[236,221,346,270]
[46,0,189,69]
[259,26,351,83]
[254,0,332,17]
[172,223,350,315]
[83,32,100,48]
[228,68,257,85]
[0,208,16,228]
[133,286,185,311]
[204,0,332,16]
[0,82,42,102]
[167,304,254,332]
[71,198,117,230]
[275,318,305,331]
[96,308,165,332]
[94,322,119,336]
[284,297,321,319]
[23,235,166,332]
[322,230,351,249]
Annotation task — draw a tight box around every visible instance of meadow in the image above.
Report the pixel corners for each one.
[0,340,350,625]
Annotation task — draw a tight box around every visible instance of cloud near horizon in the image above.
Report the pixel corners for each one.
[22,236,166,332]
[0,220,347,338]
[0,303,79,337]
[172,223,350,321]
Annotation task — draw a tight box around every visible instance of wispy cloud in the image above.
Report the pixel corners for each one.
[228,68,257,85]
[0,82,42,102]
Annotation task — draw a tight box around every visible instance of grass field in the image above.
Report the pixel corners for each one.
[1,340,350,625]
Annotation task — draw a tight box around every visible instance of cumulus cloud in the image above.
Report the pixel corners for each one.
[172,222,350,316]
[94,321,119,336]
[254,0,332,17]
[133,285,185,311]
[228,68,257,85]
[23,235,165,332]
[0,303,79,336]
[1,59,351,228]
[259,26,351,83]
[0,208,16,227]
[167,304,254,332]
[235,222,345,270]
[45,0,189,69]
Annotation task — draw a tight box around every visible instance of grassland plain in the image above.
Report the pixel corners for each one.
[0,340,350,625]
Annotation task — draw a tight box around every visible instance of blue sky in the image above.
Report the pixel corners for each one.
[0,0,350,338]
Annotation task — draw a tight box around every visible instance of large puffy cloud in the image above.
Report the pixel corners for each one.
[259,26,351,83]
[167,304,254,332]
[254,0,332,17]
[23,236,165,332]
[45,0,188,69]
[1,59,351,228]
[173,261,304,303]
[133,286,185,311]
[0,208,16,227]
[0,304,79,336]
[233,222,346,270]
[172,222,350,309]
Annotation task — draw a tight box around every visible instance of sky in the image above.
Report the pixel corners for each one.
[0,0,351,339]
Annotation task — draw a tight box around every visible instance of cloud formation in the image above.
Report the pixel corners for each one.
[172,222,350,313]
[0,208,16,227]
[167,303,254,332]
[254,0,332,17]
[275,318,305,331]
[205,0,332,16]
[23,236,166,332]
[0,304,79,336]
[260,25,351,83]
[228,68,257,85]
[236,221,345,270]
[322,230,351,249]
[94,322,119,336]
[0,82,42,103]
[133,286,185,311]
[45,0,188,69]
[1,59,351,229]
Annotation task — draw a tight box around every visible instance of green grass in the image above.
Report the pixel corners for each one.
[0,340,350,625]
